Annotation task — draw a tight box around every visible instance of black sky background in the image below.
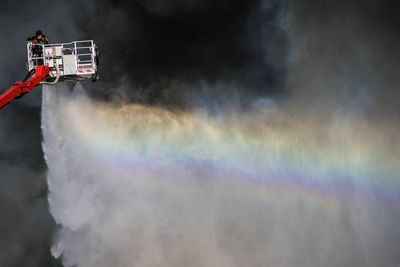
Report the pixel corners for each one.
[0,0,399,266]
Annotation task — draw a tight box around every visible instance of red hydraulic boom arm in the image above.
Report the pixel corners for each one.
[0,65,49,109]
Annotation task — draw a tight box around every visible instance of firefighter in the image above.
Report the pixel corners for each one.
[28,30,50,65]
[29,30,50,44]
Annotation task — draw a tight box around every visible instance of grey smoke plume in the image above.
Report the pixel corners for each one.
[284,0,400,118]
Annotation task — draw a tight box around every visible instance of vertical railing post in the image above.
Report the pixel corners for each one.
[74,41,78,73]
[91,40,94,68]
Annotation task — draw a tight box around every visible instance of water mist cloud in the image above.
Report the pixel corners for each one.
[43,84,400,267]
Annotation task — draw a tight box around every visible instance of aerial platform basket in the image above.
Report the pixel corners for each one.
[27,40,100,83]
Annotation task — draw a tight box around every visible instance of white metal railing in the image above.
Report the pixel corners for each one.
[27,40,97,77]
[27,43,45,70]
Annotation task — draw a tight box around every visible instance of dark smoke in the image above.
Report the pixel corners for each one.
[0,1,80,266]
[0,104,61,267]
[75,0,288,106]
